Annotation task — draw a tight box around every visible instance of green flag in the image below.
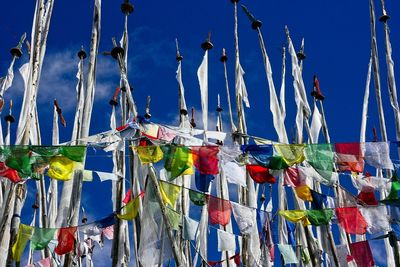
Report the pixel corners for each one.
[306,209,333,226]
[30,228,57,250]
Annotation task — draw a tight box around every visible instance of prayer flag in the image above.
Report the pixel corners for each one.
[335,207,368,235]
[47,156,76,181]
[349,241,375,267]
[223,161,246,186]
[135,145,164,164]
[163,146,194,179]
[191,146,219,175]
[277,244,299,265]
[231,202,256,234]
[273,144,305,166]
[207,195,232,226]
[12,224,34,261]
[189,189,206,206]
[305,209,333,226]
[217,229,236,252]
[54,227,77,255]
[335,143,364,173]
[246,164,276,184]
[194,170,214,192]
[160,181,181,207]
[278,210,310,226]
[117,196,140,220]
[31,228,57,250]
[294,185,313,201]
[183,215,199,240]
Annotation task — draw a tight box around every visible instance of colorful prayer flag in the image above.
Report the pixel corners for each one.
[246,164,276,184]
[335,207,368,235]
[54,227,77,255]
[135,145,164,164]
[207,195,232,226]
[12,224,33,261]
[191,146,219,175]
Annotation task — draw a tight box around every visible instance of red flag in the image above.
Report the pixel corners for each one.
[349,241,375,267]
[357,191,378,205]
[335,143,364,173]
[54,227,77,255]
[0,162,21,183]
[207,195,231,226]
[191,146,219,175]
[122,189,132,204]
[335,207,368,235]
[246,164,276,184]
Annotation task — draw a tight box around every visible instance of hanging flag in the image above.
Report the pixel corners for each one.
[30,228,57,250]
[305,209,333,226]
[237,63,250,108]
[189,189,206,206]
[217,229,236,252]
[0,162,21,183]
[47,156,76,181]
[246,164,276,184]
[231,202,256,234]
[207,194,232,226]
[165,207,181,231]
[310,105,322,143]
[304,144,335,182]
[122,189,132,204]
[283,167,300,187]
[278,210,310,226]
[5,146,32,177]
[54,227,77,255]
[241,144,273,167]
[310,190,327,210]
[277,244,299,265]
[336,186,359,208]
[335,143,364,173]
[357,191,378,205]
[194,170,214,192]
[294,185,313,201]
[273,144,305,166]
[183,215,199,240]
[157,125,177,142]
[381,171,400,205]
[349,241,375,267]
[102,226,114,240]
[95,171,118,182]
[160,181,181,208]
[191,146,219,175]
[223,161,246,186]
[363,142,393,170]
[335,207,368,235]
[134,145,164,164]
[163,146,194,179]
[197,50,209,132]
[12,224,34,261]
[59,146,86,162]
[140,123,160,140]
[117,196,141,220]
[359,206,391,234]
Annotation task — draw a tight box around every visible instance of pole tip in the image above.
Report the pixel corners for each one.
[78,47,87,59]
[379,14,390,23]
[111,46,125,60]
[220,48,228,62]
[251,20,262,30]
[121,1,134,15]
[201,32,213,51]
[10,47,22,58]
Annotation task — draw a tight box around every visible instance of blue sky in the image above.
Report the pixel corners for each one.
[1,0,400,266]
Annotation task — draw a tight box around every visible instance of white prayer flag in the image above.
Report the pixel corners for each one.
[197,50,209,133]
[217,229,236,252]
[223,161,246,187]
[231,202,256,234]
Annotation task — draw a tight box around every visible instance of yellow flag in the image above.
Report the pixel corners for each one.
[135,146,164,164]
[274,144,306,166]
[117,196,140,220]
[294,185,313,202]
[12,224,34,261]
[279,210,310,226]
[160,181,181,208]
[47,156,76,181]
[181,152,194,176]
